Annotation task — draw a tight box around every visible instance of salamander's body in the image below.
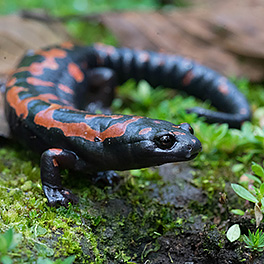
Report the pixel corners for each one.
[5,42,250,206]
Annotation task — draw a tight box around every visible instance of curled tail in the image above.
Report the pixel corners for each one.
[93,44,251,128]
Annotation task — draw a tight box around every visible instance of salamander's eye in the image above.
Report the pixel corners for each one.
[155,134,176,150]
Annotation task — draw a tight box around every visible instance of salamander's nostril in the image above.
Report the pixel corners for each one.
[187,145,193,152]
[185,145,194,158]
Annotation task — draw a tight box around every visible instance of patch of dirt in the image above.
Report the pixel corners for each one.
[146,229,249,263]
[154,163,207,208]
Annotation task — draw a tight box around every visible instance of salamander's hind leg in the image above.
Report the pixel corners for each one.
[93,171,120,186]
[40,148,78,207]
[85,67,117,114]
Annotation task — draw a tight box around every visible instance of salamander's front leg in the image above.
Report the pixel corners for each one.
[40,148,78,207]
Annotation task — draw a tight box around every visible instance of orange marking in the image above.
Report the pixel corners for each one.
[94,43,116,56]
[218,85,229,95]
[15,64,44,75]
[6,86,59,118]
[182,71,194,86]
[27,77,54,87]
[172,125,180,129]
[191,139,196,143]
[36,48,67,59]
[154,120,161,124]
[6,77,17,87]
[34,104,142,142]
[173,131,186,136]
[58,84,74,95]
[49,148,63,155]
[52,158,59,167]
[6,86,27,116]
[68,63,84,83]
[60,42,74,49]
[15,48,67,76]
[217,77,229,95]
[139,52,150,63]
[139,127,152,135]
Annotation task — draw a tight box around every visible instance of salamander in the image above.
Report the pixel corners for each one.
[5,42,250,206]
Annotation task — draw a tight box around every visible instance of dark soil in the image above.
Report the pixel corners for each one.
[86,163,264,263]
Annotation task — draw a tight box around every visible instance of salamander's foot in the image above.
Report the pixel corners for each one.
[94,171,120,186]
[43,185,78,207]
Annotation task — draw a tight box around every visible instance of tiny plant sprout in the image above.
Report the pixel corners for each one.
[231,183,263,227]
[230,162,264,252]
[243,229,264,252]
[231,183,258,204]
[231,162,264,227]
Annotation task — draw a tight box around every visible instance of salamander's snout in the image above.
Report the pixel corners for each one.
[185,139,202,159]
[178,123,202,160]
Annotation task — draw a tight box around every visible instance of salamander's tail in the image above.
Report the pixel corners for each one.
[93,44,251,129]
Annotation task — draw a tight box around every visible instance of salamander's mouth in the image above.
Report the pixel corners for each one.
[189,152,199,159]
[183,143,202,160]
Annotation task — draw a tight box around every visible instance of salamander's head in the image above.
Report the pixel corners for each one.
[103,117,202,170]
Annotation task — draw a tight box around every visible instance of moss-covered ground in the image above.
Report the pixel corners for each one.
[1,1,264,263]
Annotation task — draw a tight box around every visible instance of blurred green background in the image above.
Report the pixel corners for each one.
[0,0,186,15]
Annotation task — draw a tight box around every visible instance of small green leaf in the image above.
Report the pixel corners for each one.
[232,163,245,173]
[138,81,151,100]
[261,197,264,207]
[259,234,264,245]
[3,229,13,249]
[260,183,264,196]
[243,235,254,247]
[35,225,47,237]
[252,162,264,178]
[231,183,259,203]
[248,229,254,241]
[243,173,262,184]
[226,224,241,242]
[35,243,54,257]
[231,209,245,216]
[212,124,228,143]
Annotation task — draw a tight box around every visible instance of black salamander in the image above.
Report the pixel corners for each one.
[5,42,251,206]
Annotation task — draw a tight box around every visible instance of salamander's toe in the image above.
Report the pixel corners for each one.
[43,185,78,207]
